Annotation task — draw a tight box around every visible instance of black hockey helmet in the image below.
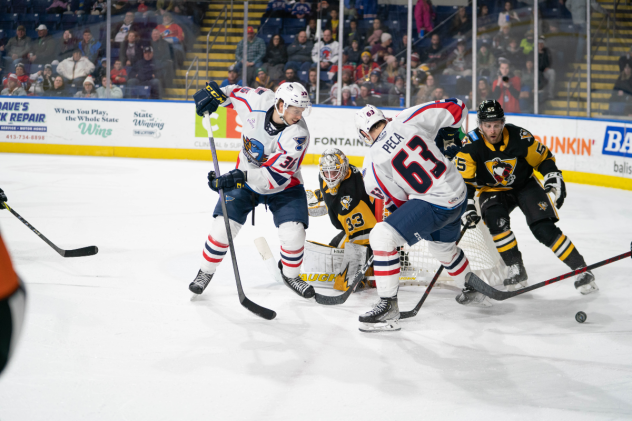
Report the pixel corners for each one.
[477,100,505,122]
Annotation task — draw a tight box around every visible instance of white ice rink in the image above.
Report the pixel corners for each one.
[0,153,631,421]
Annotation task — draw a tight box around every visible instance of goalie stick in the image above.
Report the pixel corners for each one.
[400,224,469,319]
[204,112,276,321]
[467,243,632,301]
[2,202,98,258]
[314,255,374,305]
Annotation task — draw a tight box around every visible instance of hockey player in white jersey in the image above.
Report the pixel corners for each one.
[189,81,316,299]
[356,100,491,333]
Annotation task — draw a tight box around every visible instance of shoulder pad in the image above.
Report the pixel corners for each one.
[467,130,479,141]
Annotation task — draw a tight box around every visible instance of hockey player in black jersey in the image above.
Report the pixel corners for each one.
[455,100,598,295]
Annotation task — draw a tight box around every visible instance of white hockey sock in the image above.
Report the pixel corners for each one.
[428,241,470,289]
[278,221,306,279]
[370,222,406,298]
[200,216,242,275]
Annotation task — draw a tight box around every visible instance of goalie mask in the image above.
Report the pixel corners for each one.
[319,148,349,193]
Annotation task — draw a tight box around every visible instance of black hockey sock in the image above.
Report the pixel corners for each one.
[493,230,523,266]
[550,233,587,269]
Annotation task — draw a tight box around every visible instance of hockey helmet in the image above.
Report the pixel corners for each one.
[355,105,387,146]
[477,100,505,123]
[319,148,349,193]
[274,82,312,125]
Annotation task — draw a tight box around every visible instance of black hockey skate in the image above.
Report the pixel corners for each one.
[503,261,528,291]
[359,297,401,332]
[189,269,213,294]
[281,272,315,299]
[455,283,492,307]
[574,269,599,295]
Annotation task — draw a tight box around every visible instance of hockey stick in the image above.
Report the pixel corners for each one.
[314,255,374,305]
[2,202,98,258]
[400,224,469,319]
[467,243,632,301]
[204,112,276,320]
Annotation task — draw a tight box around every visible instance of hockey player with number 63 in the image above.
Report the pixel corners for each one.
[190,81,316,300]
[355,99,491,333]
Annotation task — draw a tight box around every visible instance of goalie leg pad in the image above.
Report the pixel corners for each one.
[200,216,242,274]
[427,241,470,289]
[370,222,406,298]
[278,221,306,279]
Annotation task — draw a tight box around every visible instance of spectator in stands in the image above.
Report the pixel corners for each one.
[291,0,312,19]
[306,19,318,43]
[356,0,378,19]
[498,1,520,29]
[110,59,128,85]
[119,31,142,66]
[330,68,360,101]
[384,55,404,84]
[281,67,302,85]
[137,0,150,14]
[443,39,472,76]
[157,12,185,45]
[414,0,435,37]
[366,18,386,46]
[420,34,446,72]
[29,25,56,67]
[92,0,107,15]
[47,0,69,14]
[93,58,108,83]
[478,4,495,32]
[156,0,174,15]
[1,74,27,96]
[305,68,319,103]
[74,76,97,98]
[538,37,556,100]
[127,46,163,99]
[112,12,142,48]
[253,67,274,89]
[1,26,31,71]
[477,78,491,101]
[263,0,290,19]
[519,30,534,56]
[368,69,388,95]
[263,35,288,82]
[312,29,339,72]
[220,66,242,87]
[338,86,357,106]
[477,40,495,77]
[345,40,362,66]
[416,72,436,104]
[316,0,333,18]
[492,58,521,113]
[613,63,632,98]
[111,0,130,16]
[518,59,535,113]
[30,64,55,94]
[356,83,374,106]
[235,26,266,84]
[48,76,66,97]
[562,0,608,62]
[431,86,447,101]
[373,33,394,57]
[355,51,379,83]
[345,20,365,47]
[4,63,32,92]
[151,28,173,67]
[388,75,406,107]
[450,6,470,38]
[494,24,512,54]
[79,30,101,64]
[97,76,123,98]
[58,30,79,62]
[326,9,341,41]
[619,46,632,73]
[503,38,524,70]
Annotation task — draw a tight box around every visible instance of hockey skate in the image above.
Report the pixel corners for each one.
[359,297,401,332]
[455,283,492,307]
[503,262,528,291]
[574,270,599,295]
[281,272,315,299]
[189,269,213,294]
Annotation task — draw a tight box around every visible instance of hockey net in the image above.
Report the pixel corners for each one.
[375,198,507,288]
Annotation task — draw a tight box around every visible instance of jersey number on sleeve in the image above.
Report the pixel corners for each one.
[392,136,447,194]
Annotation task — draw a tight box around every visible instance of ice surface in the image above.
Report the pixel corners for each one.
[0,153,631,421]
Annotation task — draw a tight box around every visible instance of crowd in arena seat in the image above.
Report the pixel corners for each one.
[0,0,204,99]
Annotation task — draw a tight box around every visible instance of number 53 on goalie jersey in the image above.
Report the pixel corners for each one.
[362,99,469,210]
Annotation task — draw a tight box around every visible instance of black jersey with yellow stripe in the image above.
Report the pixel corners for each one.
[454,123,558,199]
[317,165,377,246]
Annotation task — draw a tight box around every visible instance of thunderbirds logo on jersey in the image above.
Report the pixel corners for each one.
[242,135,268,166]
[293,136,307,151]
[341,195,353,210]
[484,157,517,186]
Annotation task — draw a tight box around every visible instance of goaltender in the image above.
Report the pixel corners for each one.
[455,100,598,294]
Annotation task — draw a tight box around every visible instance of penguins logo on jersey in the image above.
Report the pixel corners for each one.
[538,201,549,211]
[243,135,268,166]
[462,136,472,145]
[485,157,517,186]
[520,129,533,140]
[341,195,353,210]
[293,136,307,151]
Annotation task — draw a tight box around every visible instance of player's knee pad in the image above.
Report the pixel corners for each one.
[529,219,562,247]
[483,204,511,236]
[279,222,306,278]
[210,216,243,244]
[369,222,406,252]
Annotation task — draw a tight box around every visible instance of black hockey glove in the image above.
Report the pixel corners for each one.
[0,188,6,209]
[444,144,460,160]
[435,128,462,159]
[194,81,227,117]
[461,199,481,228]
[543,171,566,209]
[208,169,246,192]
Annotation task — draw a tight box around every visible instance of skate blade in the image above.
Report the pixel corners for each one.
[578,281,599,295]
[359,320,401,333]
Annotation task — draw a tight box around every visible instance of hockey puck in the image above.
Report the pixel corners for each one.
[575,311,587,323]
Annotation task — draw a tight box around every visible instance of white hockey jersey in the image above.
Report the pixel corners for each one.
[362,99,468,209]
[219,85,310,195]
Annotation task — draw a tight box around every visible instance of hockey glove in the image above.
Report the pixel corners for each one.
[194,81,227,117]
[543,171,566,209]
[306,189,327,217]
[461,199,481,228]
[208,169,246,192]
[436,128,462,159]
[0,188,6,209]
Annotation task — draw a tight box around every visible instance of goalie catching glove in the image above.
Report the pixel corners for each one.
[543,172,566,208]
[461,199,480,228]
[208,169,246,192]
[194,81,227,117]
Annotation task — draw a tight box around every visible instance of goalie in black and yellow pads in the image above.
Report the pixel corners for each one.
[455,100,598,294]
